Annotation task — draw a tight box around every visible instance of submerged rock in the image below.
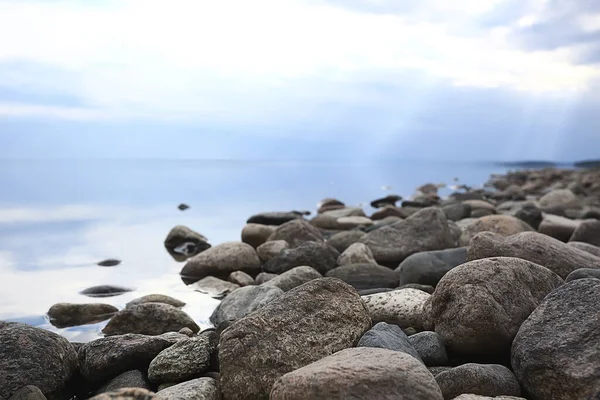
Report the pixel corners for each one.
[102,303,199,336]
[97,259,121,267]
[190,276,240,299]
[47,303,118,328]
[80,285,133,298]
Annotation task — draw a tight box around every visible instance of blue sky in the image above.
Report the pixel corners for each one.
[0,0,599,161]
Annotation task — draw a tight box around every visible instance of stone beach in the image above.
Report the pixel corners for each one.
[1,166,600,399]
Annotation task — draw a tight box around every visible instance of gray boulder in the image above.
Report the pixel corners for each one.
[431,257,563,356]
[47,303,118,328]
[209,285,284,326]
[181,242,261,280]
[256,240,289,262]
[396,247,467,287]
[458,215,533,246]
[337,243,377,265]
[326,230,365,253]
[219,278,371,400]
[326,263,398,290]
[435,364,521,400]
[569,219,600,246]
[510,202,543,230]
[408,331,449,366]
[95,370,151,394]
[164,225,210,262]
[148,331,217,384]
[565,267,600,282]
[467,231,600,279]
[270,347,443,400]
[241,223,276,248]
[568,241,600,257]
[102,303,199,336]
[126,295,185,309]
[442,203,471,221]
[7,386,46,400]
[263,241,339,275]
[362,288,430,329]
[255,272,277,284]
[247,212,303,226]
[357,322,423,362]
[538,188,582,214]
[156,378,221,400]
[359,207,456,266]
[191,276,240,299]
[321,207,366,218]
[261,266,322,292]
[0,323,77,400]
[80,285,133,298]
[511,278,600,400]
[267,219,324,248]
[228,271,255,286]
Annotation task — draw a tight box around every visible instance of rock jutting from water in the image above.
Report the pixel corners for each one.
[3,166,600,400]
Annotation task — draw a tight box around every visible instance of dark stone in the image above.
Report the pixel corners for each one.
[97,259,121,267]
[431,257,563,357]
[209,285,284,326]
[511,278,600,400]
[261,266,322,292]
[47,303,118,328]
[270,348,443,400]
[78,334,177,383]
[442,203,471,221]
[95,370,151,395]
[570,219,600,246]
[102,303,199,336]
[241,224,276,248]
[7,386,46,400]
[371,206,411,221]
[80,285,133,298]
[0,323,77,400]
[511,202,543,230]
[247,212,303,226]
[126,295,186,308]
[435,364,521,400]
[267,219,324,248]
[396,247,468,287]
[177,203,190,211]
[180,242,261,281]
[219,278,371,400]
[156,377,221,400]
[357,322,422,362]
[164,225,211,262]
[325,230,365,253]
[263,241,339,275]
[326,263,398,290]
[565,267,600,282]
[408,331,449,366]
[370,195,403,208]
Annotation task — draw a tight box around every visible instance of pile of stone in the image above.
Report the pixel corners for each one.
[1,167,600,399]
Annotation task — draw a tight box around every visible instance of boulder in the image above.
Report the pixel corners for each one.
[126,295,185,309]
[255,272,277,284]
[431,257,563,356]
[317,198,345,209]
[47,303,118,328]
[429,367,452,377]
[267,219,324,248]
[209,285,284,326]
[256,240,289,262]
[510,203,543,230]
[569,219,600,246]
[79,334,178,382]
[336,216,373,229]
[538,214,581,242]
[261,266,322,292]
[565,267,600,282]
[310,213,344,230]
[462,200,496,214]
[568,241,600,257]
[458,215,533,246]
[148,331,217,384]
[370,195,403,208]
[362,288,430,329]
[7,386,46,400]
[326,263,398,290]
[247,212,302,226]
[181,242,261,281]
[155,378,221,400]
[371,206,409,220]
[442,203,471,221]
[491,184,525,201]
[396,247,468,287]
[538,188,582,214]
[357,322,422,362]
[270,347,443,400]
[219,278,371,400]
[102,303,199,336]
[435,364,521,400]
[241,224,276,248]
[511,279,600,400]
[164,225,210,262]
[95,370,151,394]
[0,323,77,400]
[336,243,377,265]
[326,230,365,253]
[80,285,133,298]
[190,276,239,299]
[228,271,254,286]
[408,331,449,367]
[467,231,600,279]
[321,207,366,218]
[88,388,157,400]
[263,241,339,275]
[359,207,456,266]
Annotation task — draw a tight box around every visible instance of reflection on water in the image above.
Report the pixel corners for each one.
[0,160,510,342]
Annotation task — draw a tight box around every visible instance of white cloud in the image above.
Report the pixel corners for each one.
[0,0,597,121]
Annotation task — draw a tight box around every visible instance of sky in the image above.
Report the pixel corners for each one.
[0,0,599,161]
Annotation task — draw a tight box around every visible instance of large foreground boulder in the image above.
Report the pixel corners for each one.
[270,347,443,400]
[219,278,371,400]
[180,242,261,281]
[102,303,199,336]
[511,278,600,400]
[396,247,467,287]
[431,257,563,356]
[263,241,339,275]
[467,231,600,279]
[359,207,455,266]
[0,323,78,400]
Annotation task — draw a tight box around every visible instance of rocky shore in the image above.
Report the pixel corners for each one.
[1,167,600,399]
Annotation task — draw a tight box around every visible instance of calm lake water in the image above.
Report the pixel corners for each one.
[0,159,513,342]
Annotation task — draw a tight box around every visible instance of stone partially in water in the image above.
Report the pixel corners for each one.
[164,225,211,262]
[102,303,199,336]
[190,276,240,299]
[47,303,118,328]
[80,285,133,298]
[126,295,186,309]
[97,259,121,267]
